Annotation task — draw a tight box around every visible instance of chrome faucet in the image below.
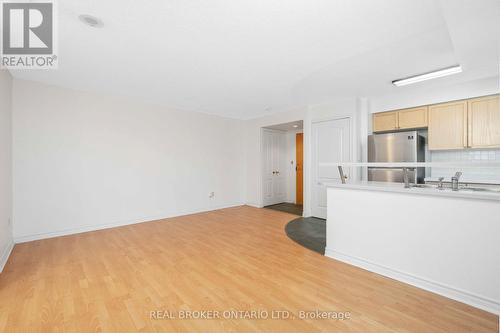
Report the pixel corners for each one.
[437,177,445,190]
[337,166,347,184]
[451,172,462,191]
[403,167,410,188]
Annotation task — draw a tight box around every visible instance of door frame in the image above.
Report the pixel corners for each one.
[295,133,304,205]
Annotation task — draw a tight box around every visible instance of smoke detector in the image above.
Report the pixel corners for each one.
[78,14,104,28]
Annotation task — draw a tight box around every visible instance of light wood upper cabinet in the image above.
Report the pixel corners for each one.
[398,107,428,129]
[468,95,500,148]
[428,100,468,150]
[373,107,428,133]
[373,111,398,132]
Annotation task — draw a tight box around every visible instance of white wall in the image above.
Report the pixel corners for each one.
[12,79,245,242]
[326,186,500,314]
[0,70,13,272]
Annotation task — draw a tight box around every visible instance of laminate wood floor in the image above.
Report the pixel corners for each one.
[0,206,497,332]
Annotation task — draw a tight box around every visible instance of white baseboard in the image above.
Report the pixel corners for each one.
[325,248,500,315]
[245,202,263,208]
[0,239,14,273]
[14,202,244,244]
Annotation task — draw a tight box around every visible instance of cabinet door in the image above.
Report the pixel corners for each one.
[428,101,467,150]
[398,106,428,129]
[373,111,398,132]
[468,95,500,148]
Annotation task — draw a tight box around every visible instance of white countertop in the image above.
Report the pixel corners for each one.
[323,181,500,202]
[425,177,500,185]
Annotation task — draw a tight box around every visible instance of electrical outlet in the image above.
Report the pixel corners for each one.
[209,192,215,199]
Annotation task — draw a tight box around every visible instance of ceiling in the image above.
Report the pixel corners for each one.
[9,0,500,119]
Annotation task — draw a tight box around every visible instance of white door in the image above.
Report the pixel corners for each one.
[262,129,287,206]
[311,117,351,218]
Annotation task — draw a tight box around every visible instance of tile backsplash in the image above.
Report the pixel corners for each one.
[429,149,500,183]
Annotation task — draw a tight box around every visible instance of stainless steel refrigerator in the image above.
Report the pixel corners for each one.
[368,131,426,184]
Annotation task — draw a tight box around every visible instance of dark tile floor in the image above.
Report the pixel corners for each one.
[264,203,303,216]
[285,217,326,255]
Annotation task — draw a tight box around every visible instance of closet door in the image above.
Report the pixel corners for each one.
[262,129,286,206]
[262,130,275,205]
[311,117,351,219]
[271,131,287,204]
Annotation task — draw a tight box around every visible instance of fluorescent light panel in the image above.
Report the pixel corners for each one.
[392,65,462,87]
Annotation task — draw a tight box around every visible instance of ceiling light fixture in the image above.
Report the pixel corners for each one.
[293,125,299,128]
[78,14,104,28]
[392,65,462,87]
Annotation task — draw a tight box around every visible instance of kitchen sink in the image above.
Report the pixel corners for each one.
[458,187,500,193]
[410,184,436,189]
[408,184,500,193]
[410,184,500,193]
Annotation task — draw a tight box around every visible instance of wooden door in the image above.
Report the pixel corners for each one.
[428,101,468,150]
[295,133,303,205]
[468,95,500,148]
[398,106,428,129]
[373,111,398,132]
[311,117,351,219]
